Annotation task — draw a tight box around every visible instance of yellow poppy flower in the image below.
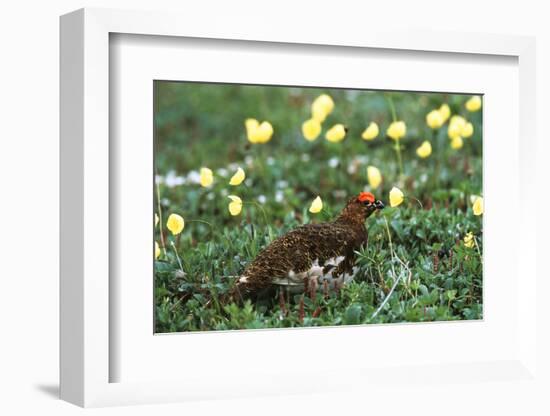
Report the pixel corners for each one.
[447,115,467,139]
[229,167,246,186]
[166,213,185,235]
[389,187,404,207]
[245,119,273,143]
[312,105,328,123]
[311,94,334,122]
[302,118,322,141]
[470,194,481,204]
[228,195,243,216]
[464,232,475,248]
[386,121,406,141]
[367,166,382,189]
[361,122,379,140]
[155,241,161,259]
[155,213,159,227]
[200,167,214,187]
[245,118,260,143]
[450,136,463,150]
[416,141,432,158]
[426,109,444,129]
[245,118,259,135]
[256,121,274,143]
[462,122,474,138]
[472,196,484,216]
[309,196,323,213]
[325,124,346,143]
[465,95,482,112]
[439,104,451,122]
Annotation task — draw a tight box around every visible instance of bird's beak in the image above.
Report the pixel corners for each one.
[374,200,385,210]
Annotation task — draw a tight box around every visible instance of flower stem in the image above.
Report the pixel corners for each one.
[170,240,185,273]
[369,217,410,321]
[405,196,424,209]
[386,94,403,178]
[383,216,395,266]
[394,142,404,177]
[386,94,397,122]
[339,142,346,188]
[156,180,167,257]
[473,235,483,262]
[186,219,215,233]
[244,201,269,225]
[432,129,442,189]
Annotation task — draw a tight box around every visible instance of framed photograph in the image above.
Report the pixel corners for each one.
[152,80,483,334]
[60,8,538,408]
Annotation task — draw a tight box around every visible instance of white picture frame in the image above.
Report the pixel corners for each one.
[60,7,539,408]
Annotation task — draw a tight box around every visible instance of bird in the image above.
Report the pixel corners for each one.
[232,191,385,300]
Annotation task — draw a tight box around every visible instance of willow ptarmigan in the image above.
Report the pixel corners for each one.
[233,192,385,298]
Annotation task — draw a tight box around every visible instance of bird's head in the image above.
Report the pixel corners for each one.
[337,192,385,224]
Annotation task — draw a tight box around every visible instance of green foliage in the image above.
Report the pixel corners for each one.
[154,82,483,332]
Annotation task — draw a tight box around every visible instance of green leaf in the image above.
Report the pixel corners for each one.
[344,304,362,325]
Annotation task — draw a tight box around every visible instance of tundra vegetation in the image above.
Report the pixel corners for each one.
[154,82,483,332]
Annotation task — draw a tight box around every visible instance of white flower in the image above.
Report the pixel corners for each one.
[275,190,284,203]
[257,195,267,204]
[186,170,201,184]
[164,170,185,188]
[333,189,347,199]
[347,158,361,175]
[217,168,229,178]
[328,157,339,168]
[244,155,254,167]
[276,180,289,189]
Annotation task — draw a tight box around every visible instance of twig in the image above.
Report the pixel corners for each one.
[394,253,412,287]
[370,266,403,321]
[170,240,185,274]
[473,235,483,262]
[383,217,397,277]
[369,217,411,322]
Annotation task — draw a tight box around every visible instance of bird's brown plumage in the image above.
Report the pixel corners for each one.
[233,193,384,298]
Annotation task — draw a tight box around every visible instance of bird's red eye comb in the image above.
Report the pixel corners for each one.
[358,192,375,203]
